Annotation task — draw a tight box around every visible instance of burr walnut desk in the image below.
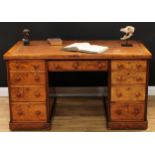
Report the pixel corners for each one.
[3,40,152,131]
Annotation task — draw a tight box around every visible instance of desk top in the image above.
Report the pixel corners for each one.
[4,40,152,60]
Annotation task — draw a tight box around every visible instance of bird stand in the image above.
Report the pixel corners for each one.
[121,40,133,47]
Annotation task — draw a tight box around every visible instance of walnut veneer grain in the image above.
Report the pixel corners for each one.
[3,40,152,130]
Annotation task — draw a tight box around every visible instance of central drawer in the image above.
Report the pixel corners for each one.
[48,61,108,71]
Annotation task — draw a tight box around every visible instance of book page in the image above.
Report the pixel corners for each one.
[63,42,109,53]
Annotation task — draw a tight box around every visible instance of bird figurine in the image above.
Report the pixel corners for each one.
[120,26,135,47]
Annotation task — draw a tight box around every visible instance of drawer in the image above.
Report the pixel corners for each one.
[9,72,46,85]
[11,103,47,122]
[48,61,108,71]
[10,86,46,102]
[110,102,145,121]
[111,85,146,101]
[111,60,147,71]
[8,60,46,71]
[111,71,146,84]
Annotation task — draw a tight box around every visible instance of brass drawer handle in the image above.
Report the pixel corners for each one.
[17,111,23,116]
[116,109,122,115]
[35,75,40,82]
[117,76,124,81]
[16,88,24,98]
[117,64,124,69]
[72,62,80,69]
[134,108,140,115]
[55,64,61,70]
[124,103,129,108]
[117,92,123,97]
[35,111,41,116]
[97,62,104,69]
[136,64,142,69]
[135,92,141,97]
[15,63,20,69]
[35,92,40,97]
[33,64,39,70]
[15,76,21,82]
[16,92,22,98]
[136,77,143,82]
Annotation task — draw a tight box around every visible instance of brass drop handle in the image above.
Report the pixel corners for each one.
[35,92,40,97]
[117,64,124,69]
[124,103,129,108]
[17,111,23,116]
[136,64,142,69]
[34,64,39,70]
[72,62,79,69]
[97,62,104,69]
[117,76,123,81]
[15,63,20,69]
[117,92,123,97]
[134,108,140,115]
[35,75,40,82]
[135,92,141,97]
[16,88,24,98]
[116,109,122,115]
[55,64,61,70]
[17,92,22,98]
[16,75,21,82]
[136,77,143,81]
[35,111,41,116]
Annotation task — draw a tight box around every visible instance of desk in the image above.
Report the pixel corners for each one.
[4,40,152,130]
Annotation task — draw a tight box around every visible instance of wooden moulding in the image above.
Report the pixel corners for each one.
[107,121,148,130]
[48,60,108,72]
[9,122,51,131]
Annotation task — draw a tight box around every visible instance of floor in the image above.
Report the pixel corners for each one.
[0,96,155,132]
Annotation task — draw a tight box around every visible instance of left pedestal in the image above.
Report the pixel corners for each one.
[7,60,51,130]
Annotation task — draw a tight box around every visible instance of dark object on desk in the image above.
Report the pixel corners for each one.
[22,29,30,46]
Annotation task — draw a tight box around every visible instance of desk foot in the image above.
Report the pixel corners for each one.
[107,121,148,130]
[10,122,51,131]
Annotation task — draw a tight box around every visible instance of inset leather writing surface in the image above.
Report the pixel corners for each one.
[4,40,152,60]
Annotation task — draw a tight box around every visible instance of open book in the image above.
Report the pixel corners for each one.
[63,42,109,53]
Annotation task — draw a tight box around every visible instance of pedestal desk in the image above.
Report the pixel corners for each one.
[3,40,152,130]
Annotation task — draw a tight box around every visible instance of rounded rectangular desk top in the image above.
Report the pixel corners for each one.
[3,40,152,60]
